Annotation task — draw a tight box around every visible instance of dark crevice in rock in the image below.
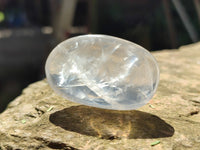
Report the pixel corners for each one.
[9,134,28,141]
[47,141,77,150]
[25,113,37,118]
[107,135,120,140]
[35,107,45,116]
[183,110,200,117]
[50,105,175,139]
[189,110,199,116]
[1,145,14,150]
[34,137,78,150]
[3,134,77,150]
[10,134,23,138]
[191,100,200,104]
[190,100,200,106]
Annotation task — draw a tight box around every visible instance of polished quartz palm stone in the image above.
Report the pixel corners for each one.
[45,35,159,110]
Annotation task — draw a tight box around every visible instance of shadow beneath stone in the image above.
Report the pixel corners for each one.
[49,105,174,139]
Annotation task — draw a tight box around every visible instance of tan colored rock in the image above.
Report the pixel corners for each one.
[1,43,200,149]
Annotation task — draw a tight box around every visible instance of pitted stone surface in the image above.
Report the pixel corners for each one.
[1,42,200,149]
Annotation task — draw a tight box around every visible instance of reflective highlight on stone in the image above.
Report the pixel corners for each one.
[45,35,159,110]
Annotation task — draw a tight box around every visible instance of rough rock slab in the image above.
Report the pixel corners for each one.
[1,43,200,150]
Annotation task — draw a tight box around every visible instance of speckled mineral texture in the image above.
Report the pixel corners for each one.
[0,43,200,150]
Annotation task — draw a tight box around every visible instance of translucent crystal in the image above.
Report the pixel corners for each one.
[45,35,159,110]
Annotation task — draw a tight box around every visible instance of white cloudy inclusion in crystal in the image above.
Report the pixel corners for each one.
[45,35,159,110]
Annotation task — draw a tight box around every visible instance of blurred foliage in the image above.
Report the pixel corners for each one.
[97,0,200,50]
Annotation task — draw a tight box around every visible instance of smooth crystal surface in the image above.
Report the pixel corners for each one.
[45,35,159,110]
